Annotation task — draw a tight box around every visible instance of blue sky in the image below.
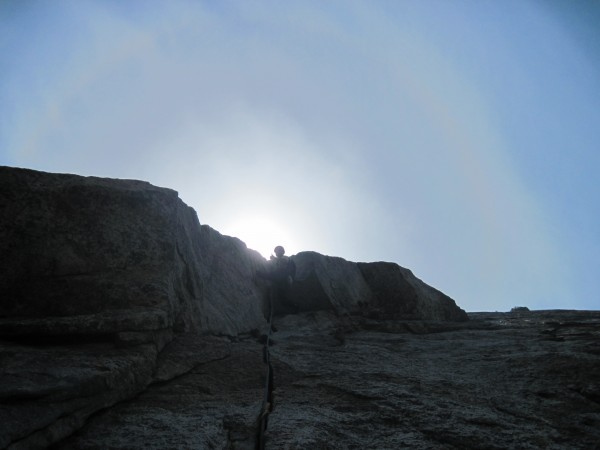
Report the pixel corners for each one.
[1,0,598,312]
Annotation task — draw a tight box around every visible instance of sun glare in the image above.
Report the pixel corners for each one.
[223,216,297,259]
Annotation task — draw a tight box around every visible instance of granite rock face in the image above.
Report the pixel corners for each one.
[282,251,373,315]
[48,311,600,449]
[0,166,267,338]
[0,166,466,339]
[0,166,504,449]
[0,167,268,449]
[282,252,467,322]
[358,261,469,321]
[265,310,600,449]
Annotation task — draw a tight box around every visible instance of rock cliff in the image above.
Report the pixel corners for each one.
[0,167,267,338]
[1,166,597,449]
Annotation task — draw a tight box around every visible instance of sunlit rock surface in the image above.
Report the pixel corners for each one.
[1,166,597,449]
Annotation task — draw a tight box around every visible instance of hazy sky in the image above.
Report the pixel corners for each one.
[2,0,599,312]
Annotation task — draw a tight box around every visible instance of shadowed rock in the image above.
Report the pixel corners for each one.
[0,166,267,449]
[263,310,600,449]
[282,252,467,322]
[358,261,468,321]
[0,166,267,339]
[282,251,373,315]
[49,310,600,450]
[8,166,591,450]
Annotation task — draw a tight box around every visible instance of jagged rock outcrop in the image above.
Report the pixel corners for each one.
[0,166,499,449]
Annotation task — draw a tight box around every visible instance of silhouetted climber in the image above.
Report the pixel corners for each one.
[256,245,296,318]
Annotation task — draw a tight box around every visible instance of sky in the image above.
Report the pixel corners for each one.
[1,0,599,312]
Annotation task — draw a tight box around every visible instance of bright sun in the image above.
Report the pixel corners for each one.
[223,216,298,259]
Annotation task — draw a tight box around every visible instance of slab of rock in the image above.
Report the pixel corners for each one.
[358,261,468,321]
[54,337,264,450]
[283,251,373,315]
[33,310,600,449]
[0,166,268,448]
[265,310,600,449]
[0,338,159,450]
[0,166,267,338]
[283,252,467,321]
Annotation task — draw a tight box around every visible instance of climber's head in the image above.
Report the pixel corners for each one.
[274,246,285,258]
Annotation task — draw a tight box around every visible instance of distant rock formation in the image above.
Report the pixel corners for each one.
[0,166,474,449]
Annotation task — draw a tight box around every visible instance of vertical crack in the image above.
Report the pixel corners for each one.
[255,292,275,449]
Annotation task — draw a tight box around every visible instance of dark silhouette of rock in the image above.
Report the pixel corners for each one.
[0,166,267,338]
[358,261,469,321]
[283,252,467,322]
[282,251,373,315]
[0,166,268,449]
[2,166,597,449]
